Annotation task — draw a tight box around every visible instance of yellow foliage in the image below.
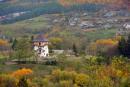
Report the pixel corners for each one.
[0,74,17,87]
[88,37,119,55]
[51,69,78,82]
[96,39,118,46]
[51,69,61,82]
[11,68,33,78]
[49,37,63,44]
[74,84,79,87]
[114,35,122,41]
[75,73,89,86]
[97,65,129,81]
[59,80,73,87]
[116,70,123,77]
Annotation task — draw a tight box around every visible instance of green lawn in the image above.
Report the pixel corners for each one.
[85,29,117,41]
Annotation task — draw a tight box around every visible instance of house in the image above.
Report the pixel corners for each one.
[33,34,49,58]
[123,23,130,29]
[79,21,94,29]
[52,50,64,54]
[104,11,117,18]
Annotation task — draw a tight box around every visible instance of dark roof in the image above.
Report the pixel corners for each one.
[33,34,48,42]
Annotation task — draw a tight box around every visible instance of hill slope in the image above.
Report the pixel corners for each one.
[0,0,105,24]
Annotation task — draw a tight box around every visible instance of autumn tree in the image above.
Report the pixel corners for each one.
[88,38,119,57]
[49,37,63,50]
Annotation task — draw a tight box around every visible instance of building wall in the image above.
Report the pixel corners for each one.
[33,42,49,57]
[33,42,48,46]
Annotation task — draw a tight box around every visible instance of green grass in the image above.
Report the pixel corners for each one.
[85,29,117,41]
[0,64,57,75]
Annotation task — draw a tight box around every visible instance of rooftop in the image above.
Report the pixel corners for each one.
[33,34,48,42]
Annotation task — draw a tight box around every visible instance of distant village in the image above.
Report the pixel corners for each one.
[48,10,130,30]
[1,9,130,31]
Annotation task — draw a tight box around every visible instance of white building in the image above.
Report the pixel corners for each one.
[33,34,49,58]
[123,23,130,29]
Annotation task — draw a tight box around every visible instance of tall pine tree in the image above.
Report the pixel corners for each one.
[72,44,78,56]
[118,36,126,55]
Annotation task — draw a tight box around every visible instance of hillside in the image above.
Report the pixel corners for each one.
[0,0,130,24]
[0,0,106,24]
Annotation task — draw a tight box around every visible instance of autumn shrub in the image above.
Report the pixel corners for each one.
[0,74,17,87]
[111,56,127,69]
[0,39,9,46]
[11,68,33,78]
[82,56,106,65]
[75,73,89,87]
[0,55,130,87]
[59,80,73,87]
[51,69,77,82]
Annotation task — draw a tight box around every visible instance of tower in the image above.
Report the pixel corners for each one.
[33,34,49,58]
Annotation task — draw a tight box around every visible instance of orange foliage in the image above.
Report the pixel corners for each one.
[0,39,8,46]
[58,0,123,6]
[88,37,120,55]
[95,39,118,46]
[11,68,33,78]
[98,66,129,80]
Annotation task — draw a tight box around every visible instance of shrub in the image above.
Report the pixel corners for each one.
[75,73,89,87]
[11,68,33,78]
[0,74,17,87]
[59,80,73,87]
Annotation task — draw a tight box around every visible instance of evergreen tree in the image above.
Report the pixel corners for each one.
[118,36,126,55]
[126,34,130,56]
[72,44,78,56]
[30,36,34,43]
[118,35,130,57]
[12,38,17,50]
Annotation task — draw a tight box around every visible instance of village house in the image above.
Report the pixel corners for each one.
[33,34,49,58]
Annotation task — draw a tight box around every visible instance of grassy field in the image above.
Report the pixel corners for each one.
[85,29,117,41]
